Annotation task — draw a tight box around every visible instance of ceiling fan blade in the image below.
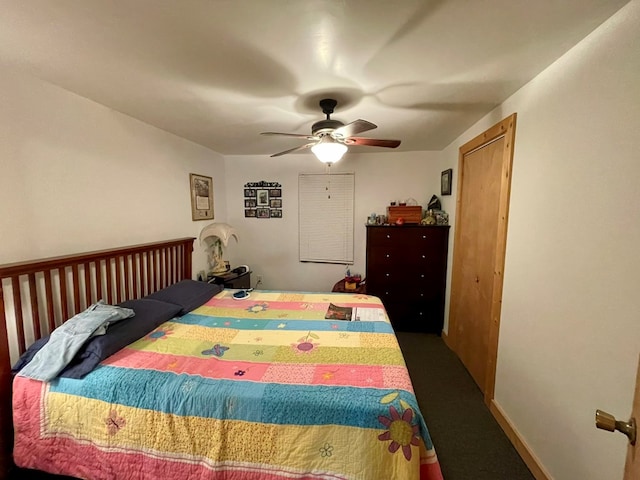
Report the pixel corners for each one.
[261,132,317,140]
[346,137,401,148]
[270,142,316,157]
[332,119,377,138]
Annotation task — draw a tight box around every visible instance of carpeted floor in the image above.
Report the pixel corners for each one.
[396,331,535,480]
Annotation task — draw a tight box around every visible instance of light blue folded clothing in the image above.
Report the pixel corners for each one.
[17,300,134,381]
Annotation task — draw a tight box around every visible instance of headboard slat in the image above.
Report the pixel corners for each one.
[59,268,69,322]
[115,256,123,303]
[105,259,113,304]
[10,277,26,356]
[96,261,103,304]
[72,264,80,315]
[132,254,139,299]
[28,274,41,341]
[84,262,91,309]
[124,255,131,301]
[44,271,55,332]
[145,252,151,296]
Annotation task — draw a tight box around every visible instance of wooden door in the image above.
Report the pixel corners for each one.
[448,114,516,403]
[624,355,640,479]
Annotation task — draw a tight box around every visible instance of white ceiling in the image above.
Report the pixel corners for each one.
[0,0,628,155]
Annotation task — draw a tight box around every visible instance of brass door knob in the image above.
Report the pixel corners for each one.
[595,409,636,445]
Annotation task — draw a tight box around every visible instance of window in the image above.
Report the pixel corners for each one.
[298,173,354,264]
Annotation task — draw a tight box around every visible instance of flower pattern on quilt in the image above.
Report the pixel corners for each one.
[291,332,320,354]
[377,405,420,461]
[147,326,174,341]
[105,410,126,436]
[247,302,269,313]
[201,344,230,357]
[319,443,334,457]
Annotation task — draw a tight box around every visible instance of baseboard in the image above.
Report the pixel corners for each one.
[489,400,553,480]
[441,329,453,350]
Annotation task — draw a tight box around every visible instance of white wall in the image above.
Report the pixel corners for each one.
[0,67,226,271]
[440,2,640,478]
[223,151,442,291]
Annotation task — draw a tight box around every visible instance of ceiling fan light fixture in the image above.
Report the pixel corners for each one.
[311,136,347,164]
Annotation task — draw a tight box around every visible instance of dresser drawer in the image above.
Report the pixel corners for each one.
[367,226,447,249]
[368,246,445,269]
[366,267,444,291]
[369,284,437,303]
[384,300,443,333]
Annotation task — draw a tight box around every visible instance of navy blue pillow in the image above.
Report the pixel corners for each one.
[12,298,182,379]
[145,279,222,315]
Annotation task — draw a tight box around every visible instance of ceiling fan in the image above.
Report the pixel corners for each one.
[261,98,401,164]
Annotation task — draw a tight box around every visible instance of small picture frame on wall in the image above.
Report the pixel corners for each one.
[257,189,269,206]
[441,169,453,196]
[245,199,257,208]
[270,209,282,218]
[245,209,256,218]
[256,207,270,218]
[244,189,256,197]
[269,198,282,208]
[190,173,214,220]
[269,189,282,197]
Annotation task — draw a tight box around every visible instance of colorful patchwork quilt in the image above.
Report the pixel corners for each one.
[13,290,443,480]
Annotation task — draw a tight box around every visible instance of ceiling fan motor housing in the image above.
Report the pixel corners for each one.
[312,119,344,136]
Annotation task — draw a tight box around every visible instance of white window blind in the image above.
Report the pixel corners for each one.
[299,173,354,264]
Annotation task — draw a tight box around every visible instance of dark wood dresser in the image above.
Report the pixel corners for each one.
[366,225,449,334]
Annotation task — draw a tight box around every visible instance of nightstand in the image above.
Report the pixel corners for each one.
[208,268,251,289]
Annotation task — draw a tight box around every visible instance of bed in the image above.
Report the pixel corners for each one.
[0,238,443,480]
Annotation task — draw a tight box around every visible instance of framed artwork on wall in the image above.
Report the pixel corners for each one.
[190,173,214,220]
[256,208,270,218]
[244,181,282,219]
[441,169,453,196]
[257,189,269,206]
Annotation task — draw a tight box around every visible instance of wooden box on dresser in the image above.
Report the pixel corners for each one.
[366,225,449,334]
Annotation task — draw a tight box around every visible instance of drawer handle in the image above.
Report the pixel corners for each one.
[386,273,390,277]
[421,255,426,259]
[420,293,424,297]
[421,274,425,278]
[386,254,390,258]
[419,312,424,316]
[386,234,391,239]
[385,291,389,295]
[422,235,426,239]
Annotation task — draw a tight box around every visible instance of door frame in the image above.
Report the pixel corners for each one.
[448,113,517,404]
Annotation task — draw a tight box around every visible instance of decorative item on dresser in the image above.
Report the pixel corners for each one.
[366,225,449,334]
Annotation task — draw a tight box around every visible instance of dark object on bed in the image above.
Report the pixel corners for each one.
[146,279,222,315]
[11,298,183,379]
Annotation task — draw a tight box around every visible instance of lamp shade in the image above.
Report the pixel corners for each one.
[311,136,347,164]
[199,222,238,246]
[199,222,238,275]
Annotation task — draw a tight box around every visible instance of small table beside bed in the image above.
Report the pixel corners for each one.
[0,238,443,480]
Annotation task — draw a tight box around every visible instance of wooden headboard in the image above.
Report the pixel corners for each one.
[0,237,195,475]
